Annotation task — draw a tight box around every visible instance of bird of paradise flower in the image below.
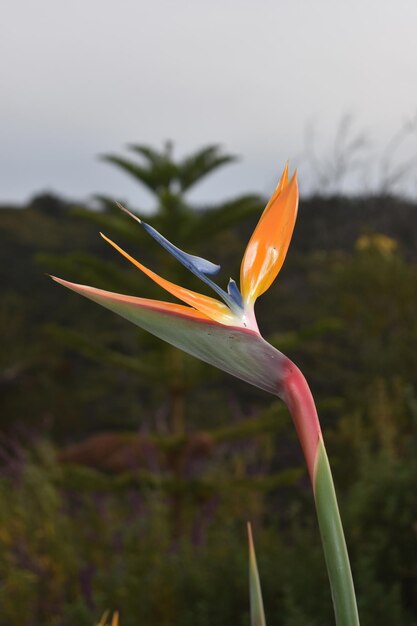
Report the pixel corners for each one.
[52,165,359,626]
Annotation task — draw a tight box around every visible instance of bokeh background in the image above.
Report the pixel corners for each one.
[1,2,417,625]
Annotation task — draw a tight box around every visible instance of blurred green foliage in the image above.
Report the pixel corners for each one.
[0,146,417,624]
[0,396,415,625]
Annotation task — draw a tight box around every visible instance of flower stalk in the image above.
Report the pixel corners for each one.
[283,362,360,626]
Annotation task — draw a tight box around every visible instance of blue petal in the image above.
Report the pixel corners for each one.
[139,220,243,315]
[141,222,221,276]
[227,279,244,309]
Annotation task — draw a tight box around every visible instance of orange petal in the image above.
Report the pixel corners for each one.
[261,162,289,217]
[51,276,213,322]
[240,168,298,304]
[100,233,237,325]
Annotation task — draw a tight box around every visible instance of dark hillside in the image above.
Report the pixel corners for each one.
[294,195,417,256]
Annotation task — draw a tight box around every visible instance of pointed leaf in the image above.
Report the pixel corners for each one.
[248,523,266,626]
[51,278,291,397]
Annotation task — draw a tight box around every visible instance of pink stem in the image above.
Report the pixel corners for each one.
[281,360,322,484]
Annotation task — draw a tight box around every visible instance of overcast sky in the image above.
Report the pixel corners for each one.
[2,0,417,208]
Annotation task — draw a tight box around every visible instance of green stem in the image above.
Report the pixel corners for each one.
[315,437,360,626]
[283,363,359,626]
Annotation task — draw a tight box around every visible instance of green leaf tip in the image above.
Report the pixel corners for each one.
[248,522,266,626]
